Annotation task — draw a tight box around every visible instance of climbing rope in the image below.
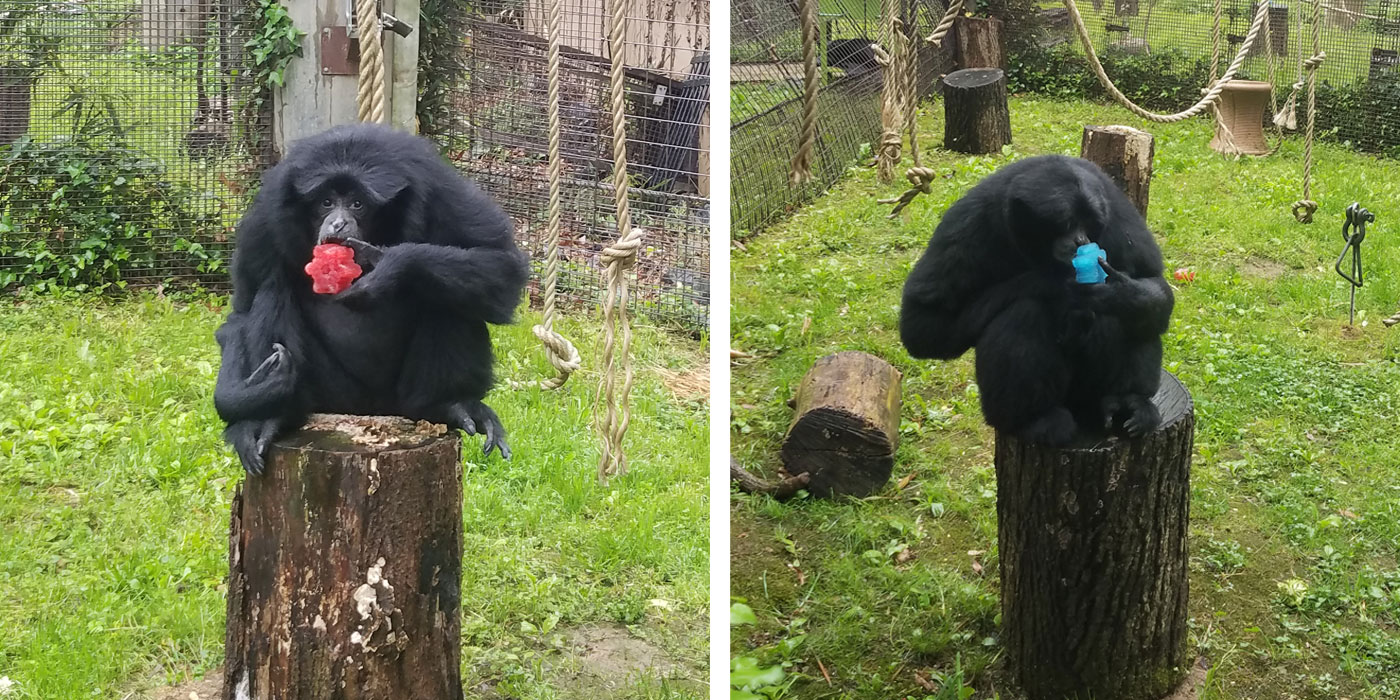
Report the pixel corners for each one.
[790,0,820,185]
[597,228,643,483]
[1292,0,1324,223]
[507,0,581,392]
[877,0,961,215]
[1065,0,1270,123]
[597,0,643,483]
[355,0,388,124]
[875,0,908,183]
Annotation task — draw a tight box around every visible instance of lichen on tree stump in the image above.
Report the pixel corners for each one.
[997,370,1194,700]
[224,414,464,700]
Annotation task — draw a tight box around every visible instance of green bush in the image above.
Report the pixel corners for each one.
[1313,74,1400,157]
[1007,44,1214,113]
[0,134,227,292]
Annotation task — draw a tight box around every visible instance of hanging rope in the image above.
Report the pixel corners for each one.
[355,0,388,124]
[875,4,909,183]
[790,0,820,185]
[1064,0,1270,122]
[877,0,961,215]
[596,228,643,483]
[1292,0,1324,223]
[597,0,642,483]
[507,0,581,392]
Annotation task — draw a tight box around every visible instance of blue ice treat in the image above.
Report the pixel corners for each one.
[1072,242,1108,284]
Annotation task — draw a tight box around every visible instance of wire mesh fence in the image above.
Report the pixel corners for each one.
[427,0,711,331]
[1024,0,1400,155]
[0,0,272,292]
[731,0,951,234]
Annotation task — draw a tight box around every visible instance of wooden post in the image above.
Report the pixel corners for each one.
[998,370,1194,700]
[1081,125,1154,218]
[953,16,1005,70]
[224,415,464,699]
[942,68,1011,155]
[275,0,420,156]
[780,351,902,498]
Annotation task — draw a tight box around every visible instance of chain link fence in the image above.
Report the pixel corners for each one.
[0,1,272,291]
[425,0,711,331]
[731,0,951,234]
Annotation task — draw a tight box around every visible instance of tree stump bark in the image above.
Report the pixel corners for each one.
[780,351,902,497]
[997,370,1194,700]
[1081,125,1155,218]
[953,16,1005,70]
[942,68,1011,155]
[224,415,464,700]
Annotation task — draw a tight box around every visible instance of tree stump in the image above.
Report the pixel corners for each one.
[997,370,1194,700]
[942,68,1011,155]
[953,16,1005,70]
[224,415,464,700]
[780,351,902,497]
[1081,125,1155,218]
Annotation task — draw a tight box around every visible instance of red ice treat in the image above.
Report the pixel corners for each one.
[304,243,362,294]
[1173,267,1196,282]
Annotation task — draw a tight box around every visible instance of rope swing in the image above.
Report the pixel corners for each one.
[507,0,582,392]
[1291,0,1324,223]
[597,0,644,483]
[354,0,388,124]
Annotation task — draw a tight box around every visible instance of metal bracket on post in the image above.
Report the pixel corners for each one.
[322,2,412,75]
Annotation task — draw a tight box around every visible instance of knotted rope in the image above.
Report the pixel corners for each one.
[508,0,581,391]
[876,7,909,183]
[596,228,643,483]
[790,0,820,185]
[878,0,961,215]
[597,0,643,483]
[355,0,388,124]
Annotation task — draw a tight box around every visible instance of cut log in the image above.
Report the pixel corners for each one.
[1081,125,1155,218]
[224,415,464,700]
[780,351,902,498]
[997,370,1194,700]
[942,68,1011,155]
[953,16,1005,70]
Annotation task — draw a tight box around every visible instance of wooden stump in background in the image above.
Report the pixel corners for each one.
[997,370,1194,700]
[224,415,464,700]
[1081,125,1155,218]
[942,68,1011,155]
[780,351,902,497]
[953,16,1004,70]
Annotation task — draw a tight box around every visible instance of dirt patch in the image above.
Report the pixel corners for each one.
[1240,257,1287,280]
[563,625,680,679]
[144,672,221,700]
[1163,658,1210,700]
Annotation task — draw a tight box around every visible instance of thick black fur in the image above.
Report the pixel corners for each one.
[213,124,530,474]
[899,155,1174,445]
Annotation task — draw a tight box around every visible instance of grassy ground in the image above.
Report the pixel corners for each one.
[0,294,709,699]
[731,95,1400,699]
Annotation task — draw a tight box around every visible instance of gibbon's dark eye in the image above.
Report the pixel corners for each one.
[320,198,334,208]
[350,200,363,210]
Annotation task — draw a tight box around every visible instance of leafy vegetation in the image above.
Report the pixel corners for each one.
[732,96,1400,698]
[0,295,709,698]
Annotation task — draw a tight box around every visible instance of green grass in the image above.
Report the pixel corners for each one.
[0,294,709,699]
[731,95,1400,699]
